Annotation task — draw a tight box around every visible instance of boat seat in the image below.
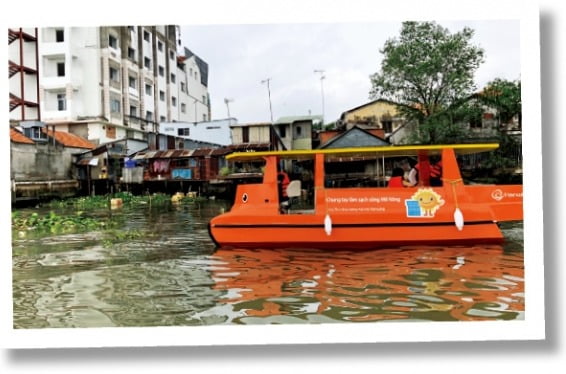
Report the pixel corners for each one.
[286,180,301,198]
[281,180,301,213]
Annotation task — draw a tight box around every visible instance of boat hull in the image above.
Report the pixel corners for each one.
[209,219,504,250]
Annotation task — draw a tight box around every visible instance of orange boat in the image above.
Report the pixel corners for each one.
[208,144,523,249]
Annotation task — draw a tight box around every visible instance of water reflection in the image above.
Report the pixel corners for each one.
[211,246,524,324]
[12,201,524,328]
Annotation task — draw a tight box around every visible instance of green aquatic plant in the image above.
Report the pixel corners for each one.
[12,210,114,237]
[44,192,174,209]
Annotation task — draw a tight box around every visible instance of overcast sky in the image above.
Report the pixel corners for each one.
[180,20,520,124]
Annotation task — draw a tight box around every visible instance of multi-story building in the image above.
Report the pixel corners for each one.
[37,25,210,145]
[9,28,41,124]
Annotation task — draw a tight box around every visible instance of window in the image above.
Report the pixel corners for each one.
[469,113,483,129]
[242,127,249,143]
[129,105,137,117]
[145,84,152,96]
[106,126,116,139]
[109,67,119,82]
[158,66,164,77]
[170,73,176,83]
[159,91,165,101]
[55,29,64,42]
[381,120,393,133]
[202,95,206,104]
[169,50,175,60]
[108,34,118,49]
[172,96,177,106]
[178,128,190,136]
[181,103,186,113]
[57,62,65,77]
[143,30,150,42]
[180,82,185,92]
[194,71,198,80]
[145,111,153,121]
[158,41,163,51]
[144,57,151,69]
[203,114,207,121]
[278,125,286,138]
[128,76,136,89]
[296,125,302,136]
[128,47,135,60]
[160,115,166,122]
[57,93,66,111]
[110,99,121,113]
[189,68,193,76]
[24,126,48,141]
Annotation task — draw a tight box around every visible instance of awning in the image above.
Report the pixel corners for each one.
[76,157,99,166]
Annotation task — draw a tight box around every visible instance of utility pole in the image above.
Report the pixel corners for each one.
[314,69,325,123]
[224,98,233,118]
[261,78,273,123]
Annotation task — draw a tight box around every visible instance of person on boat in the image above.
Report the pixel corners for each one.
[277,166,290,211]
[429,156,443,186]
[388,167,405,188]
[401,158,418,187]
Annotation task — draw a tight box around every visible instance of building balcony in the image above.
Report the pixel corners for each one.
[42,109,71,121]
[41,42,67,58]
[41,76,69,90]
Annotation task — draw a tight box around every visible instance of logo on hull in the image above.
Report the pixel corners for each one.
[405,188,445,218]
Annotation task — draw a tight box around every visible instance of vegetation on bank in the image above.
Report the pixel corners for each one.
[12,192,208,239]
[12,211,113,236]
[44,191,206,209]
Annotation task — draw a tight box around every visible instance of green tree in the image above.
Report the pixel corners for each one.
[370,21,485,143]
[479,78,522,129]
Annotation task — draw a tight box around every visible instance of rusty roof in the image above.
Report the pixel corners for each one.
[191,148,214,157]
[43,129,96,149]
[10,127,34,144]
[211,147,233,156]
[132,149,194,160]
[228,143,271,151]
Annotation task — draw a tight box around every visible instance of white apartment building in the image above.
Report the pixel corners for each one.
[37,25,210,145]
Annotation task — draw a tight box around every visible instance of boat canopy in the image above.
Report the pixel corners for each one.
[225,143,500,161]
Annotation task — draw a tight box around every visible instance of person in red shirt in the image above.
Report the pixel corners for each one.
[277,169,290,201]
[388,167,405,188]
[429,157,443,186]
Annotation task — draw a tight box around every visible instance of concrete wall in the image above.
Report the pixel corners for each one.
[10,142,85,181]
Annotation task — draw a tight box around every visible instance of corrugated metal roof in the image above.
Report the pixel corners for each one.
[211,147,233,156]
[191,148,213,157]
[132,149,194,159]
[228,143,270,151]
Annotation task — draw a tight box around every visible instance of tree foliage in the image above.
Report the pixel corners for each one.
[479,78,522,128]
[370,21,485,143]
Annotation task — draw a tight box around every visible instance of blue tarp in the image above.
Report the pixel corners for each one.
[172,168,192,179]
